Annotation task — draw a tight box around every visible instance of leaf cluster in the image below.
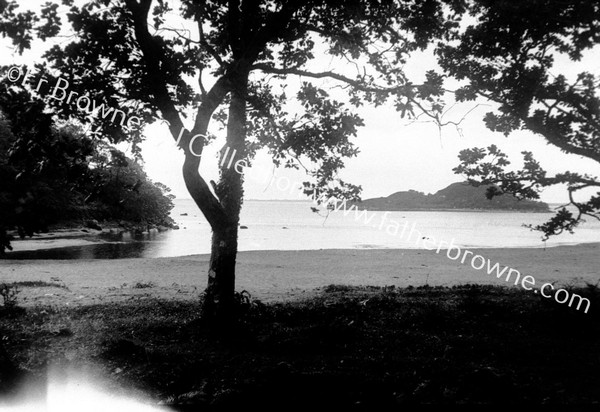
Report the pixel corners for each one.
[439,0,600,239]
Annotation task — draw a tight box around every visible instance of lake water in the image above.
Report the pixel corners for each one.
[5,199,600,259]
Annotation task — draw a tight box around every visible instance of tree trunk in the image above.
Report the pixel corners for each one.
[201,73,248,321]
[126,0,252,323]
[203,222,238,321]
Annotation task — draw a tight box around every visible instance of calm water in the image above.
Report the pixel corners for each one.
[6,199,600,259]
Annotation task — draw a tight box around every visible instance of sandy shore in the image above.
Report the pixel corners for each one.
[1,244,598,307]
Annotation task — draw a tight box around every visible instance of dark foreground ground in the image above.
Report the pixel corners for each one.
[1,284,599,409]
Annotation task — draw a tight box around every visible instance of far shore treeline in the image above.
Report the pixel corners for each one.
[354,182,551,212]
[0,79,175,255]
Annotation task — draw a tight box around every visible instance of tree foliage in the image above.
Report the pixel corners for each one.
[0,78,175,254]
[436,0,600,239]
[0,0,468,317]
[0,0,462,201]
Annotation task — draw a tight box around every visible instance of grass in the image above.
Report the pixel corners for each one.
[1,282,69,314]
[1,284,599,408]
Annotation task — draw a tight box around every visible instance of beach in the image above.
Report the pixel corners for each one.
[2,243,598,306]
[2,243,600,408]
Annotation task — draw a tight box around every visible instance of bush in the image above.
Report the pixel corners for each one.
[0,93,175,254]
[0,284,19,312]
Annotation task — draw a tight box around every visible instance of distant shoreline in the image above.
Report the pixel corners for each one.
[194,198,558,212]
[347,206,552,213]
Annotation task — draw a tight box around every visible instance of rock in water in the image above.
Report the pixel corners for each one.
[85,219,102,230]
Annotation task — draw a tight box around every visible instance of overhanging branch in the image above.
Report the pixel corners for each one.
[251,63,413,95]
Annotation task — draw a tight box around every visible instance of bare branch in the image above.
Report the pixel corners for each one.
[252,63,413,95]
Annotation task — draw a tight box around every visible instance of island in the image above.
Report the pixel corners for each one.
[352,182,551,212]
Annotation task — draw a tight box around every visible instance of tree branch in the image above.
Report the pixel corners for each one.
[251,63,412,95]
[198,19,225,68]
[124,0,231,229]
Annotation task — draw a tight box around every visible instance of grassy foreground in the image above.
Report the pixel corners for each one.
[1,284,599,409]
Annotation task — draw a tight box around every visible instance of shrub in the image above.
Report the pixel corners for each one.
[0,284,19,311]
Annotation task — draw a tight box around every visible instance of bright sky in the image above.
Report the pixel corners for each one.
[138,45,600,203]
[3,1,600,204]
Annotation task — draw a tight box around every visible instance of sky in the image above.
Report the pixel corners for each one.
[3,1,600,204]
[138,92,600,203]
[137,45,600,203]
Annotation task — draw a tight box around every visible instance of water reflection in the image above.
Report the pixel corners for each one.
[4,231,164,260]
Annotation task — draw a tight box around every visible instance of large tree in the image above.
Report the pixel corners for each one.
[435,0,600,239]
[2,0,463,320]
